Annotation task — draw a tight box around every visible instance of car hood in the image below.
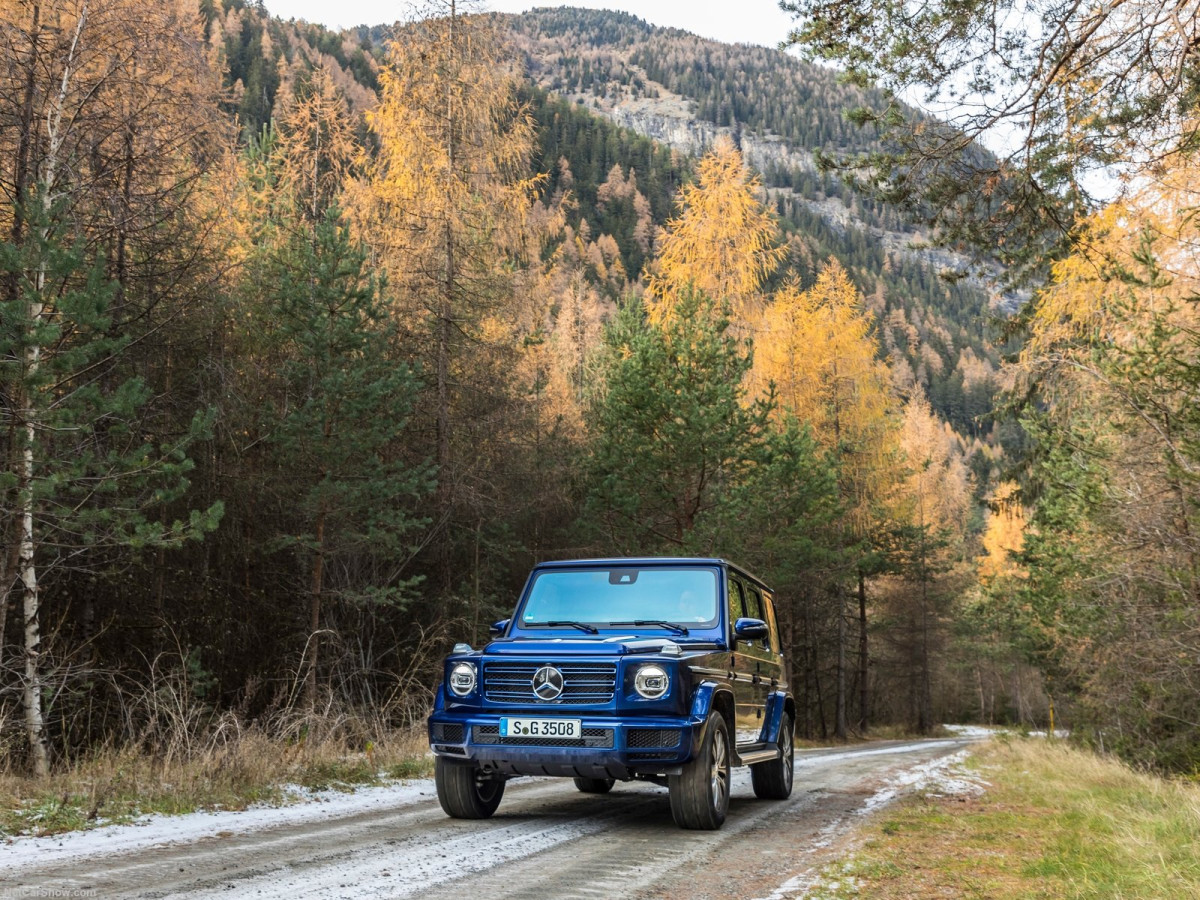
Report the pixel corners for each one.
[484,636,688,657]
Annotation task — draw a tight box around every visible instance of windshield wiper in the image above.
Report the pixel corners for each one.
[528,620,599,634]
[610,620,689,635]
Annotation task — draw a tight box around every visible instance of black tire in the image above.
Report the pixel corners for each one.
[435,758,505,819]
[751,712,795,800]
[573,776,616,794]
[669,711,731,830]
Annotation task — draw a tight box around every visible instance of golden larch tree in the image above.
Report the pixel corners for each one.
[645,135,783,326]
[979,481,1027,581]
[752,257,900,738]
[753,258,898,528]
[347,1,542,582]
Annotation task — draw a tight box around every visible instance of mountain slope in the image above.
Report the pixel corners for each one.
[218,2,1004,444]
[511,7,1005,443]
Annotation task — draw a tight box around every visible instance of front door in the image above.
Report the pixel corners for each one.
[727,576,769,746]
[735,579,775,744]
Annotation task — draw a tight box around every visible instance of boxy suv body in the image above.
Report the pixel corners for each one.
[427,558,795,829]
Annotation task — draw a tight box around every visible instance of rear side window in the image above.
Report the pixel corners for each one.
[727,576,746,632]
[743,583,764,621]
[760,592,781,654]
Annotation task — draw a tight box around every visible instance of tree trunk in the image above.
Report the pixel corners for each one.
[917,527,933,734]
[834,587,847,740]
[857,569,869,733]
[811,612,827,739]
[18,0,90,776]
[306,506,326,708]
[19,395,49,776]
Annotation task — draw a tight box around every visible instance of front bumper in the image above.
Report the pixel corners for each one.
[428,713,702,779]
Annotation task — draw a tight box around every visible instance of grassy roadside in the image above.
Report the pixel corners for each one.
[0,729,433,839]
[809,738,1200,899]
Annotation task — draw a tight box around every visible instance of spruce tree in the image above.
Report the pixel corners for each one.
[585,289,771,550]
[263,208,431,705]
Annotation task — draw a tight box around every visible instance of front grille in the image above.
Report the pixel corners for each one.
[628,751,677,761]
[472,725,614,748]
[431,723,464,743]
[482,662,617,704]
[627,728,681,749]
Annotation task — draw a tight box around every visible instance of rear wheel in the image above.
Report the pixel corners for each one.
[573,776,616,794]
[669,711,731,829]
[435,758,505,819]
[751,712,795,800]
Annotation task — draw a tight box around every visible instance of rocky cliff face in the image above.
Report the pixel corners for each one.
[607,102,819,173]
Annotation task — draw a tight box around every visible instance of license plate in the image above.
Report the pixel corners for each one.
[500,717,582,739]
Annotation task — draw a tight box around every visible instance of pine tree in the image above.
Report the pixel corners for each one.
[0,203,221,773]
[350,0,542,589]
[262,208,431,706]
[585,289,771,550]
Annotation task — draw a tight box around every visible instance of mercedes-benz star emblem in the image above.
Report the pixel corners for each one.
[532,665,565,701]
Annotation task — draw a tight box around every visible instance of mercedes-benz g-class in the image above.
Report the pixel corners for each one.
[427,557,795,830]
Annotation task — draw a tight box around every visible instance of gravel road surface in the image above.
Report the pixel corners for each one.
[1,737,978,900]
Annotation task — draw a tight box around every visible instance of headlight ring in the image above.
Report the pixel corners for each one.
[449,661,477,696]
[634,664,670,699]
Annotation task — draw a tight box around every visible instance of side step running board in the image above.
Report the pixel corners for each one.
[737,747,781,766]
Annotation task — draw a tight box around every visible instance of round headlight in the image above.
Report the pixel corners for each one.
[449,662,477,697]
[634,664,670,699]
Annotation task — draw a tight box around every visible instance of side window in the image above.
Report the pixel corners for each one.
[743,584,764,622]
[760,592,781,655]
[727,576,746,636]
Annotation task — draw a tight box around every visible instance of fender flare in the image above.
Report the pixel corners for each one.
[761,691,793,744]
[690,680,736,743]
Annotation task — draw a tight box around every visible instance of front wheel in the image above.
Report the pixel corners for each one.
[573,777,616,794]
[751,712,794,800]
[669,711,731,829]
[435,758,505,819]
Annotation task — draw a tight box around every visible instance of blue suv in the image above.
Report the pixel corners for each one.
[427,558,795,829]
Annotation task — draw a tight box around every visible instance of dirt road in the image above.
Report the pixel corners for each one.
[1,738,978,900]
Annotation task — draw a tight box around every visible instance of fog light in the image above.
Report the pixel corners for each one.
[634,664,669,699]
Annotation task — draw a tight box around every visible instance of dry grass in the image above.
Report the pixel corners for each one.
[0,647,441,837]
[0,712,433,838]
[808,738,1200,900]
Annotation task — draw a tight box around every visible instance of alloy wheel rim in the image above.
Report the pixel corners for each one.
[710,729,729,809]
[782,726,794,785]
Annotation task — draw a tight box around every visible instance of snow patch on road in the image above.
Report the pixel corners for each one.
[943,723,1001,739]
[756,868,822,900]
[0,778,438,871]
[165,795,661,900]
[858,749,987,816]
[794,739,961,767]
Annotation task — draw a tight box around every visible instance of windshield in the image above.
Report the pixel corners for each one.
[519,566,719,628]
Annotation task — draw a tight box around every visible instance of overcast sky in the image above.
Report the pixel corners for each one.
[262,1,796,48]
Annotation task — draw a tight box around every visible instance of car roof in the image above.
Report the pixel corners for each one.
[531,557,774,594]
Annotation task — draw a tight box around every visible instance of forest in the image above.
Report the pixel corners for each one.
[0,0,1196,783]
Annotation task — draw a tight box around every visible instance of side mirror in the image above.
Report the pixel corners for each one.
[734,617,769,641]
[489,619,510,637]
